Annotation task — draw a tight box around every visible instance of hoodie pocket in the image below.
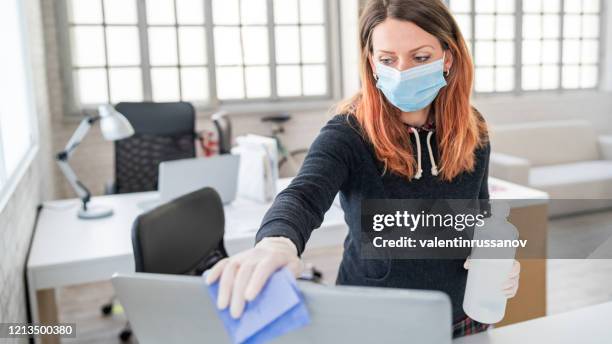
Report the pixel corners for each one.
[363,258,392,281]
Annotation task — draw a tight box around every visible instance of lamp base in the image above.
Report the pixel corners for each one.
[78,205,114,219]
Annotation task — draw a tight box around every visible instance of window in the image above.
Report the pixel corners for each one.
[146,0,209,102]
[61,0,334,110]
[69,0,143,104]
[0,0,37,207]
[522,0,563,90]
[447,0,604,93]
[559,0,601,89]
[273,0,329,97]
[211,0,272,100]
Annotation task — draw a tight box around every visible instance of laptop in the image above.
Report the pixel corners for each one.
[158,155,240,204]
[112,273,452,344]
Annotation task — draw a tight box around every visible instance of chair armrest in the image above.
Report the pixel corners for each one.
[104,180,117,195]
[489,152,531,186]
[598,135,612,160]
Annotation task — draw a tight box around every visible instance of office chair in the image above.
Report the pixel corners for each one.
[107,102,197,194]
[132,187,227,274]
[212,111,232,155]
[120,187,228,342]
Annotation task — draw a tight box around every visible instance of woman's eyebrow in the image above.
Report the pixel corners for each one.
[375,49,397,54]
[409,44,434,52]
[375,45,434,54]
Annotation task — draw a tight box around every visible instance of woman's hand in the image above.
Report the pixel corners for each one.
[205,236,303,318]
[464,259,521,298]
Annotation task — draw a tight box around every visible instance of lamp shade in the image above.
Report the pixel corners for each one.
[98,104,135,141]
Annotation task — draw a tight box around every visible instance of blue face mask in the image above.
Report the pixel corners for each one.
[375,54,447,112]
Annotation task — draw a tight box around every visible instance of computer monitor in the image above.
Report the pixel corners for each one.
[158,155,240,205]
[112,272,452,344]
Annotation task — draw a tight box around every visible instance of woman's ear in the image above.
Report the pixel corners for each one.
[444,50,454,74]
[368,54,379,80]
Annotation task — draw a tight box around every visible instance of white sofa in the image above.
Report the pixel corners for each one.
[489,120,612,216]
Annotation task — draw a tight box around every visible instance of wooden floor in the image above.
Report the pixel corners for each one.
[57,210,612,343]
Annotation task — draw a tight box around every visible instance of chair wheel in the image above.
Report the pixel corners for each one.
[101,304,113,316]
[119,329,132,342]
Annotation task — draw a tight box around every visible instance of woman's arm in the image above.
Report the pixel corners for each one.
[256,117,359,254]
[206,115,360,318]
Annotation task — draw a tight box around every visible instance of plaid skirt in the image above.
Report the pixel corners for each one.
[452,317,490,338]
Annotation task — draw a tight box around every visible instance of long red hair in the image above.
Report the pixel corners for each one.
[336,0,487,181]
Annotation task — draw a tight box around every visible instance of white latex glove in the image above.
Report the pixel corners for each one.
[464,258,521,298]
[205,237,303,319]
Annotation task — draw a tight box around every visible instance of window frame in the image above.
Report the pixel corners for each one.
[0,0,40,211]
[56,0,343,117]
[446,0,607,96]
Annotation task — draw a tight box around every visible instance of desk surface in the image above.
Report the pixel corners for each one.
[453,301,612,344]
[27,179,347,289]
[28,196,346,268]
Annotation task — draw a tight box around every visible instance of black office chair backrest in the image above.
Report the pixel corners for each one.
[212,111,232,155]
[132,187,228,275]
[113,102,196,194]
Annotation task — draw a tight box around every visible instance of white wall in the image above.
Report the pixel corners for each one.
[475,92,612,133]
[341,0,361,98]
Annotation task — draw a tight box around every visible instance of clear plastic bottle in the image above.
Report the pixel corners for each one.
[463,201,518,324]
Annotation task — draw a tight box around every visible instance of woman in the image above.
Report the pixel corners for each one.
[207,0,520,337]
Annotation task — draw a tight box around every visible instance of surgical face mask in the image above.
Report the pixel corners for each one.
[374,54,447,112]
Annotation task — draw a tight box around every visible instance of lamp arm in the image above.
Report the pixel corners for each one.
[57,159,91,205]
[63,115,100,157]
[56,115,98,208]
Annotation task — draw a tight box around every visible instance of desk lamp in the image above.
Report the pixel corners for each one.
[56,104,134,219]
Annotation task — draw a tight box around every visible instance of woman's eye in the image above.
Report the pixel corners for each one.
[379,58,394,65]
[415,56,430,63]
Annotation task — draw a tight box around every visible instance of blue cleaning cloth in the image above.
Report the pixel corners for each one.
[203,267,310,344]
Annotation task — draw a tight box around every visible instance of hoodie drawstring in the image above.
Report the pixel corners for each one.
[410,128,423,179]
[410,128,439,179]
[426,131,439,176]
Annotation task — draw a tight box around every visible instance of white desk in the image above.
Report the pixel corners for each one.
[453,301,612,344]
[27,192,347,285]
[26,177,547,344]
